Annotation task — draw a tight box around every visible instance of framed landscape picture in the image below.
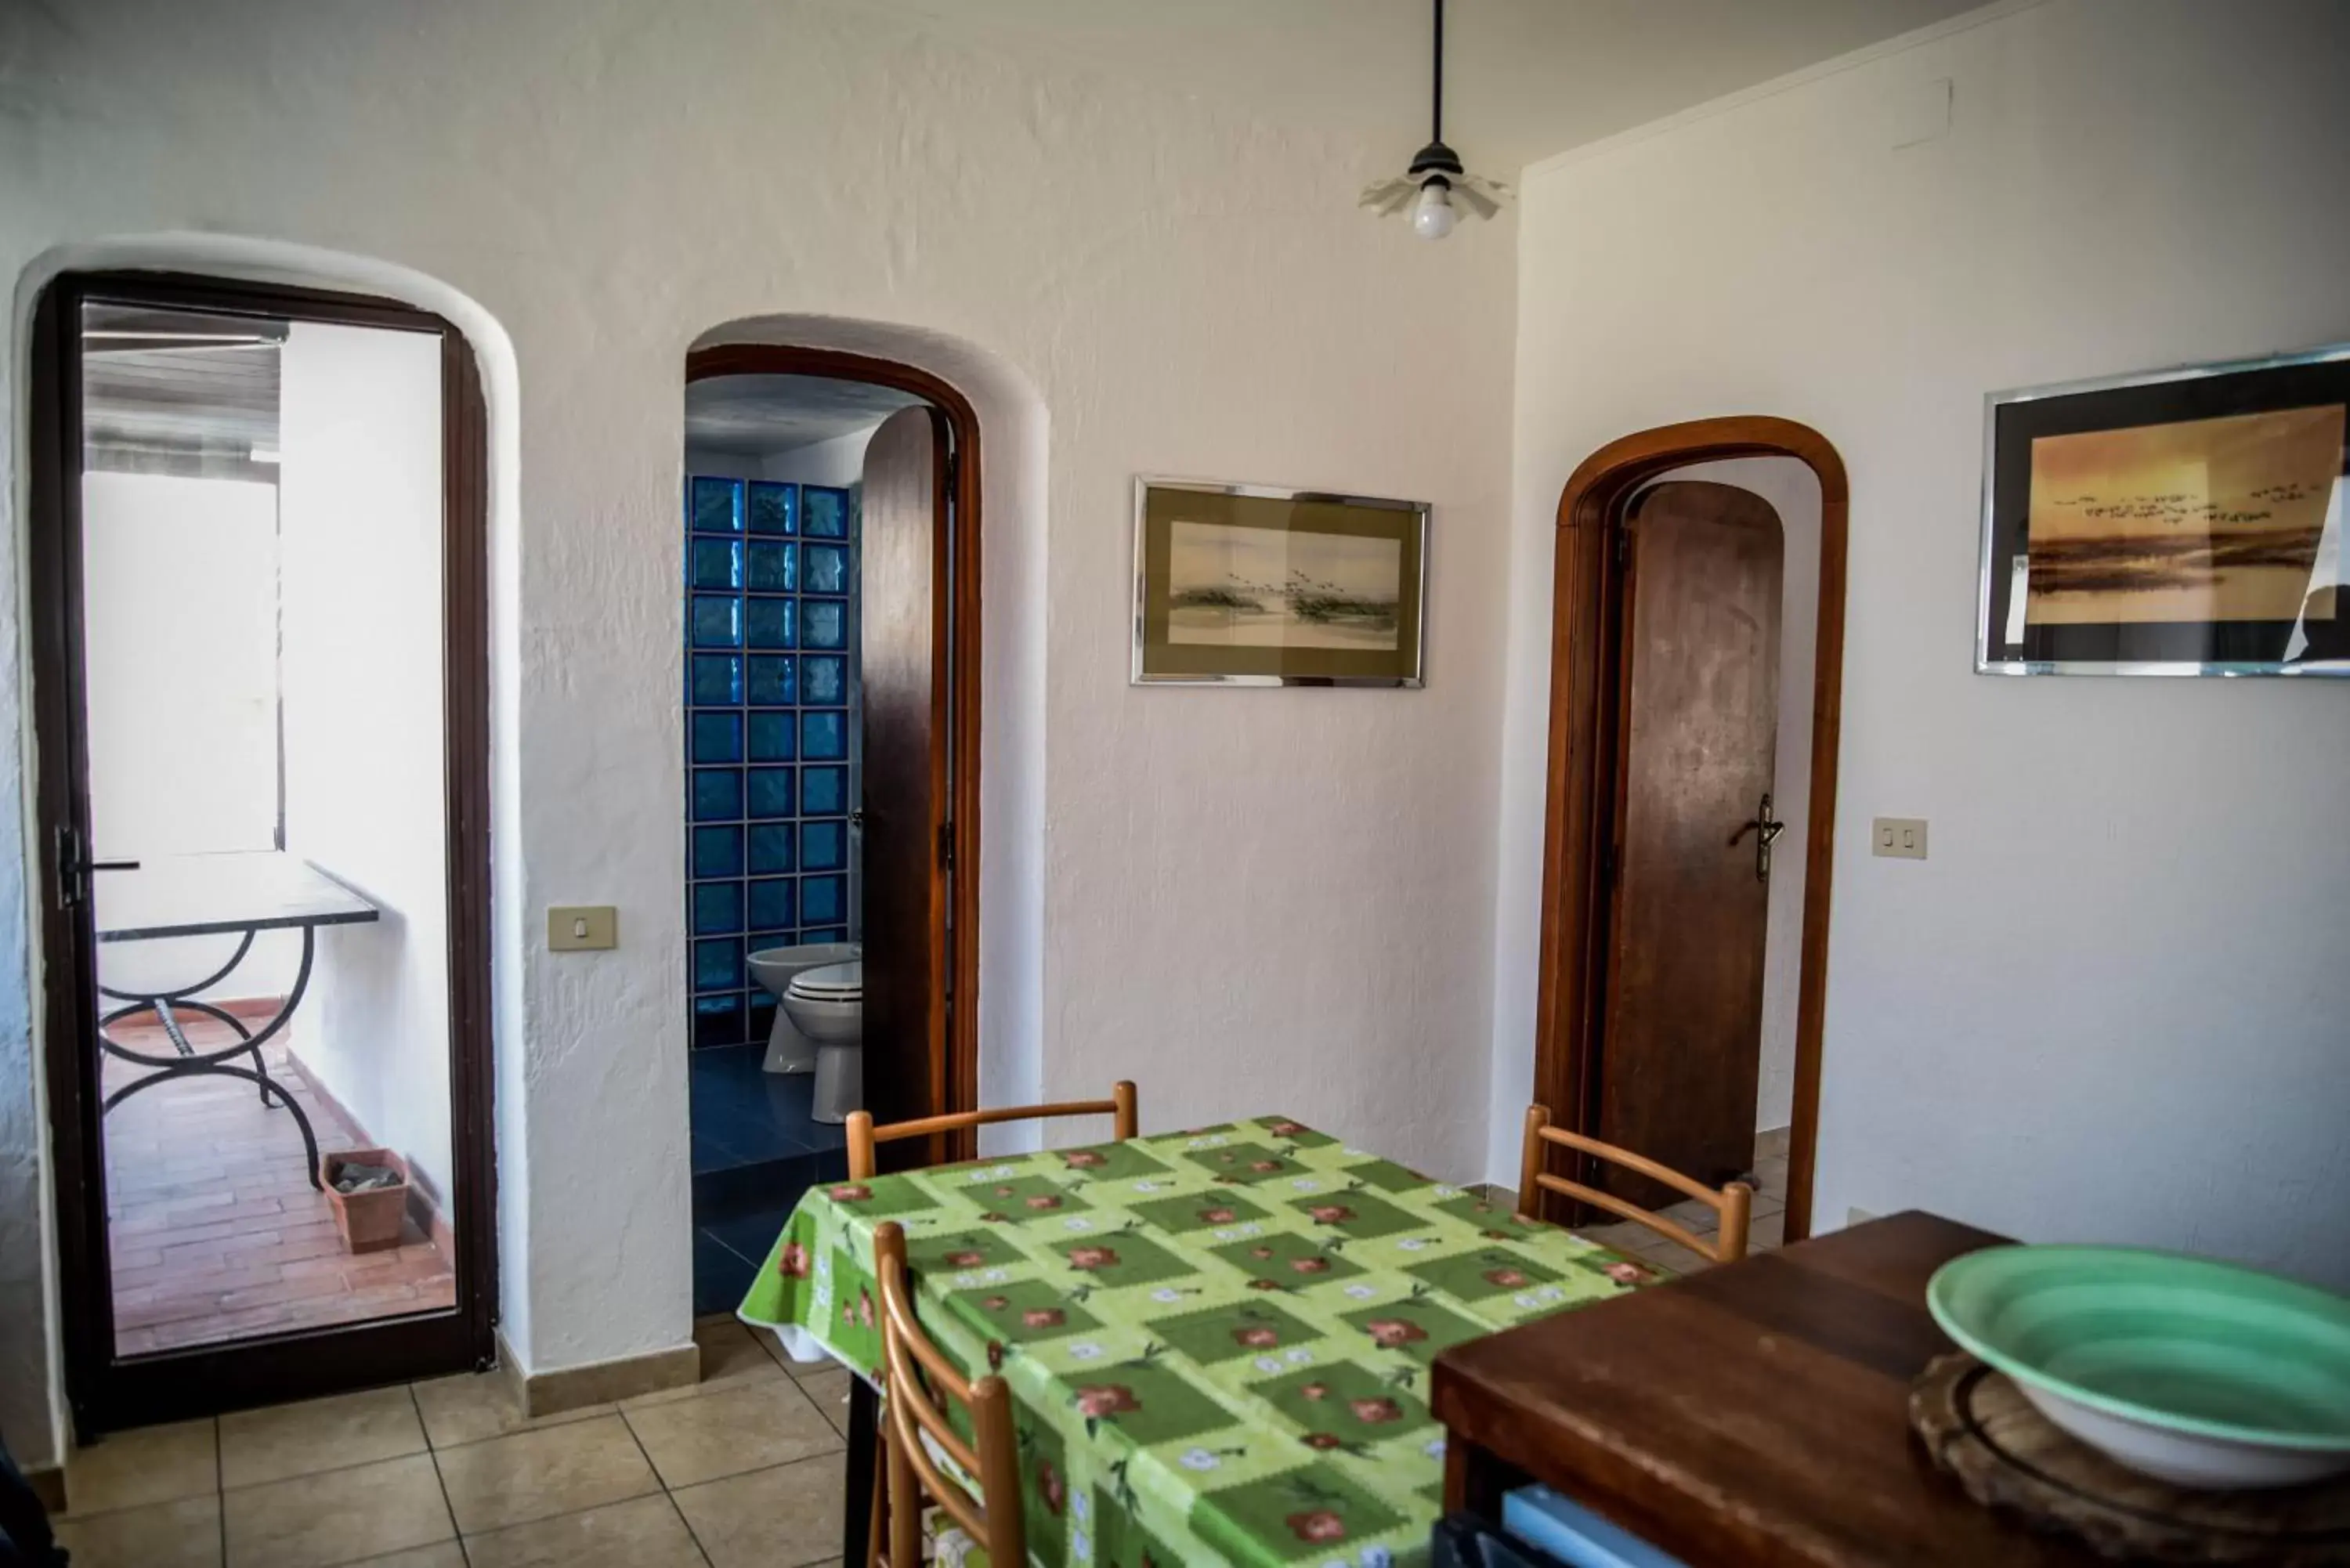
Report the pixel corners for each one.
[1977,343,2350,676]
[1132,478,1428,686]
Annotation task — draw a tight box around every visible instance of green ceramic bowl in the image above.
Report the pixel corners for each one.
[1928,1245,2350,1489]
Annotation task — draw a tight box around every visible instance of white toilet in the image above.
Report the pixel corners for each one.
[780,959,862,1125]
[747,941,859,1078]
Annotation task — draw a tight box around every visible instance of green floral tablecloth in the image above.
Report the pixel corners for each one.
[737,1115,1659,1568]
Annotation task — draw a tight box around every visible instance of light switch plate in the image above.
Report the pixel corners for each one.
[548,905,618,951]
[1871,817,1928,860]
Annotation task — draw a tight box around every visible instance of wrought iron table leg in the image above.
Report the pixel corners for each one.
[161,996,277,1107]
[96,926,324,1189]
[102,1063,321,1189]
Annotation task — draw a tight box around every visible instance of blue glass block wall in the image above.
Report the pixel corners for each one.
[685,475,859,1049]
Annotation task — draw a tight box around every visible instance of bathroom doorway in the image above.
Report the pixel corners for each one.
[679,348,982,1313]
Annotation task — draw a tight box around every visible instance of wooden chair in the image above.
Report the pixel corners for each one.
[870,1219,1025,1568]
[845,1082,1138,1180]
[1516,1103,1754,1264]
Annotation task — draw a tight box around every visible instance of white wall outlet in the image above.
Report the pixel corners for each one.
[548,905,618,951]
[1871,817,1928,860]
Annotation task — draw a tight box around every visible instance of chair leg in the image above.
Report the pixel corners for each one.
[888,1411,922,1568]
[868,1425,888,1568]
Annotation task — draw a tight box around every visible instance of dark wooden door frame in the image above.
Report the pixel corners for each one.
[1531,416,1846,1242]
[28,270,497,1435]
[684,345,983,1159]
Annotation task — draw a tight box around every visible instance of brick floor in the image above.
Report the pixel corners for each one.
[100,1009,455,1356]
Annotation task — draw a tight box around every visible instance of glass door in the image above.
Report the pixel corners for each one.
[31,273,495,1432]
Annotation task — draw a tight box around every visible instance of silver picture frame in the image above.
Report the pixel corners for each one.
[1976,341,2350,677]
[1131,476,1430,687]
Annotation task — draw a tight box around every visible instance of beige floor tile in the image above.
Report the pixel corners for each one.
[673,1453,846,1568]
[346,1546,468,1568]
[1573,1221,1645,1252]
[1753,1125,1791,1162]
[411,1370,612,1449]
[56,1493,222,1568]
[1753,1157,1790,1198]
[1749,1190,1785,1219]
[797,1367,855,1438]
[431,1411,659,1534]
[222,1451,453,1568]
[464,1493,707,1568]
[219,1385,427,1489]
[65,1417,219,1516]
[624,1378,841,1489]
[1752,1212,1787,1251]
[751,1325,837,1382]
[1657,1198,1719,1234]
[626,1317,783,1409]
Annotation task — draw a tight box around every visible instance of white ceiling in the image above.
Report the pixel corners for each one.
[685,374,925,457]
[841,0,1983,172]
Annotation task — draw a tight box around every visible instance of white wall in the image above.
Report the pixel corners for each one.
[1493,0,2350,1288]
[1648,458,1820,1136]
[685,428,881,489]
[760,428,877,490]
[0,0,1518,1454]
[678,447,768,484]
[278,322,454,1210]
[80,474,280,860]
[78,473,309,1001]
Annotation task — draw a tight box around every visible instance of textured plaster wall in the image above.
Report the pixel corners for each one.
[1492,0,2350,1287]
[0,0,1517,1458]
[279,321,455,1208]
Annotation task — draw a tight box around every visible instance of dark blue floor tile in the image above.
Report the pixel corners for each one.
[689,1043,851,1308]
[705,1202,798,1266]
[694,1228,757,1317]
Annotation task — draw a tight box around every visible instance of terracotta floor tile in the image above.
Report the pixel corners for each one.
[99,1028,457,1356]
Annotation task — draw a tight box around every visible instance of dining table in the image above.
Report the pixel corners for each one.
[736,1114,1665,1568]
[1433,1210,2108,1567]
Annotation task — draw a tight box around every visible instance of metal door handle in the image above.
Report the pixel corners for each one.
[1729,793,1787,883]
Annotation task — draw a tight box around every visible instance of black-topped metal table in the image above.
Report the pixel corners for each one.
[95,852,379,1190]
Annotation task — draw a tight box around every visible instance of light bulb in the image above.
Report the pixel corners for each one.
[1411,180,1458,240]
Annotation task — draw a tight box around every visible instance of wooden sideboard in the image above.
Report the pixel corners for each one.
[1433,1211,2103,1566]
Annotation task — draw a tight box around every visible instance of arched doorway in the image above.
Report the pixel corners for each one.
[682,343,985,1152]
[1530,417,1847,1242]
[27,269,497,1431]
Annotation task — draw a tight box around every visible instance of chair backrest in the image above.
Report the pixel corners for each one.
[873,1220,1025,1568]
[846,1081,1138,1180]
[1516,1104,1754,1264]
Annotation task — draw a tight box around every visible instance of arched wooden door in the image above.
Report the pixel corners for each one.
[1531,417,1848,1241]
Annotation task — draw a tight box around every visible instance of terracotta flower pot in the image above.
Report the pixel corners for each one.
[320,1147,410,1254]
